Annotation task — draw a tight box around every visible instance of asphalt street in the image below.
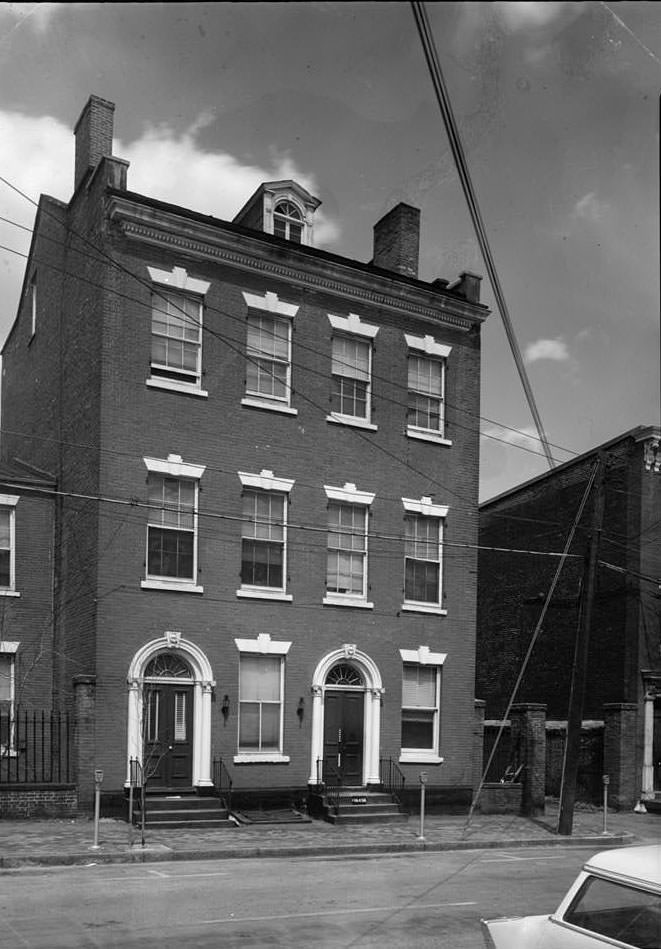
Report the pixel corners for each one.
[0,844,608,948]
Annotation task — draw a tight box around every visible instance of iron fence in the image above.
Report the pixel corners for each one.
[0,708,72,784]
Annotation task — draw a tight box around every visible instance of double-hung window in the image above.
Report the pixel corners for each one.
[234,634,291,763]
[402,497,448,614]
[142,455,205,593]
[273,201,303,243]
[0,645,17,755]
[0,495,19,596]
[237,471,294,601]
[324,483,374,608]
[242,291,298,414]
[147,267,210,397]
[400,647,446,764]
[327,314,379,430]
[405,334,452,444]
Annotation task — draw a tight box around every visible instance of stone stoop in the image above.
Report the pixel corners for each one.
[324,787,408,825]
[132,790,235,829]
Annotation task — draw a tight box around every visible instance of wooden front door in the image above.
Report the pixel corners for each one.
[144,683,194,788]
[323,690,364,785]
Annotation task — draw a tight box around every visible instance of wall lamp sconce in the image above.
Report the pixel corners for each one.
[297,697,305,723]
[221,695,230,722]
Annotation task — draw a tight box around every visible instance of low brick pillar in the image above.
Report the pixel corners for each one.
[73,674,97,810]
[510,703,547,817]
[603,703,638,809]
[473,700,486,797]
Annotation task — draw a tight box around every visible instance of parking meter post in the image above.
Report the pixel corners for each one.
[91,769,103,850]
[601,774,610,835]
[417,771,428,841]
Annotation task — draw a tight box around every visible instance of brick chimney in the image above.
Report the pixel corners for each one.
[372,203,420,279]
[73,95,115,192]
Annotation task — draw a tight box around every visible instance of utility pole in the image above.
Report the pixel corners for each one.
[558,454,607,835]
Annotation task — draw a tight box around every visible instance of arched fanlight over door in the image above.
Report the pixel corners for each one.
[325,663,364,687]
[144,653,193,679]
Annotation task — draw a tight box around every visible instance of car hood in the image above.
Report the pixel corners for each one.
[482,914,552,948]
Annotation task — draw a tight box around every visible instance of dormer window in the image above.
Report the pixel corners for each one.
[273,201,303,243]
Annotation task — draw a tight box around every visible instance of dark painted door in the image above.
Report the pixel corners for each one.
[144,684,194,788]
[323,690,364,785]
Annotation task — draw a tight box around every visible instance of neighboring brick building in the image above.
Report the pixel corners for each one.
[2,95,489,815]
[477,427,661,808]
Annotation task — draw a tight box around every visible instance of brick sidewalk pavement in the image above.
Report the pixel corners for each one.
[0,802,657,871]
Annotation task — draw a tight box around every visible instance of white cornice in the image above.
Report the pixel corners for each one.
[108,197,488,333]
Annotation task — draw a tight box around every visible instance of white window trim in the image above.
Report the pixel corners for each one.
[142,455,204,591]
[326,414,377,431]
[405,333,451,443]
[399,647,446,764]
[402,498,447,614]
[324,483,374,606]
[234,635,291,763]
[242,291,298,411]
[329,313,379,338]
[147,267,209,395]
[238,471,294,599]
[0,496,19,596]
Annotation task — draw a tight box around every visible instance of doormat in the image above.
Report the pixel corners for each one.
[232,809,312,824]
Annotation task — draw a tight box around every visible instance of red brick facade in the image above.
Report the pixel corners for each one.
[2,96,489,811]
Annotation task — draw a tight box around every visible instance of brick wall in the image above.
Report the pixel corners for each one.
[0,784,77,818]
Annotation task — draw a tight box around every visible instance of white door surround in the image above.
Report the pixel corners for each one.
[126,632,215,788]
[308,645,384,786]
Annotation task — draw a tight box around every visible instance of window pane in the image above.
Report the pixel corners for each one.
[402,665,436,706]
[174,692,187,741]
[241,539,283,587]
[240,656,281,701]
[564,876,661,946]
[0,551,10,588]
[405,559,439,602]
[0,655,12,702]
[261,704,280,749]
[148,527,194,579]
[402,709,434,748]
[239,702,260,748]
[332,337,369,381]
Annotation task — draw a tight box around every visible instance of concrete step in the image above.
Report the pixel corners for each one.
[144,795,223,812]
[332,802,403,816]
[143,816,235,829]
[327,811,408,825]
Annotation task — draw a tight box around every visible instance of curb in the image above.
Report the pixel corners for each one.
[0,832,637,872]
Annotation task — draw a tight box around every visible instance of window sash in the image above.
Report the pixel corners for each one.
[151,291,202,385]
[404,515,441,603]
[326,503,367,595]
[239,656,282,752]
[407,355,444,432]
[401,664,439,751]
[0,509,14,590]
[246,315,291,401]
[146,475,197,581]
[332,336,370,381]
[241,491,286,589]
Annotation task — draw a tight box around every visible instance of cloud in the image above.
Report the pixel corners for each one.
[572,191,609,223]
[493,1,577,32]
[0,2,66,33]
[0,108,340,333]
[524,337,570,363]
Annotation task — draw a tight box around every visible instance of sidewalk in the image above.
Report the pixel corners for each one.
[0,802,657,872]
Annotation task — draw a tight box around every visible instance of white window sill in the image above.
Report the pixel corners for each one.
[406,428,452,446]
[233,753,290,765]
[146,377,208,398]
[236,588,293,602]
[326,414,377,432]
[401,602,447,616]
[323,595,374,609]
[141,579,204,594]
[399,752,444,765]
[0,590,20,598]
[241,396,298,416]
[0,748,18,758]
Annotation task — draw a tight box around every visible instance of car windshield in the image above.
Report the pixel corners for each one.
[563,875,661,948]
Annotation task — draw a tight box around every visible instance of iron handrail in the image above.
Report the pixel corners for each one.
[323,759,342,815]
[379,756,406,806]
[213,757,233,813]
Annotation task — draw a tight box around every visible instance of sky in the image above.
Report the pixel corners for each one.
[0,0,659,501]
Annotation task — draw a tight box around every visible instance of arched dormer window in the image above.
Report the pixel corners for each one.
[273,201,303,243]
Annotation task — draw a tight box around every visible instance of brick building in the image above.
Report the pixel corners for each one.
[477,427,661,808]
[2,95,489,816]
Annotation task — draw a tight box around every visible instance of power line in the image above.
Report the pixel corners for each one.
[410,0,555,469]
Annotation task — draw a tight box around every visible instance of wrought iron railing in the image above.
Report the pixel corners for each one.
[0,708,72,784]
[322,759,342,815]
[213,757,233,812]
[379,756,406,805]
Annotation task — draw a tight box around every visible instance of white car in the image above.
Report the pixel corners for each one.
[482,845,661,948]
